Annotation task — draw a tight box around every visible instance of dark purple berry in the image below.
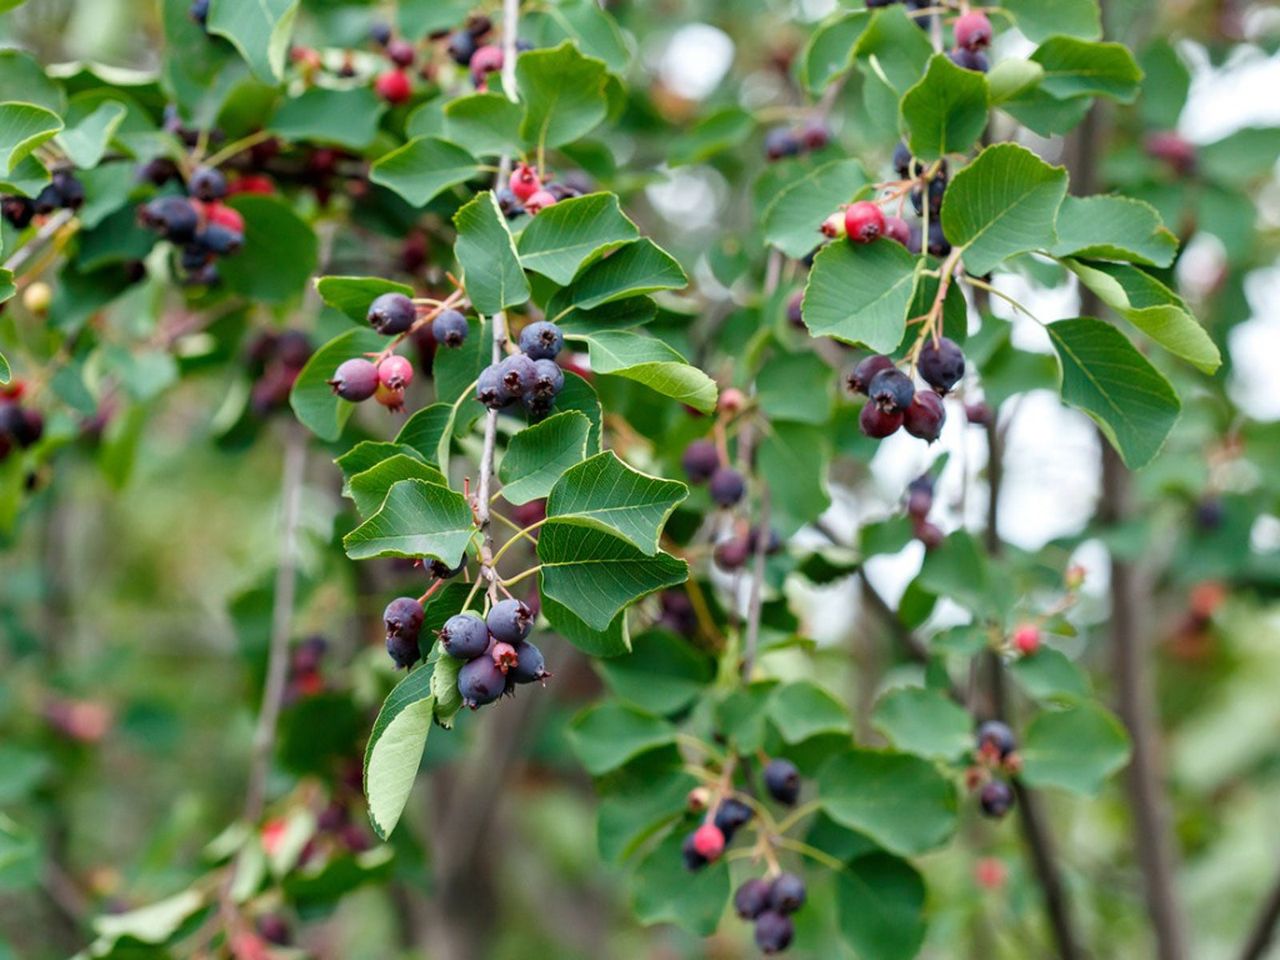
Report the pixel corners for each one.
[847,354,896,395]
[522,391,555,419]
[386,39,416,67]
[709,467,746,508]
[681,439,720,484]
[769,872,806,913]
[458,655,506,707]
[713,535,751,571]
[328,358,379,401]
[892,141,914,178]
[976,720,1016,759]
[681,832,708,871]
[447,30,477,65]
[734,878,773,920]
[487,598,533,643]
[903,390,946,442]
[746,525,783,555]
[439,613,490,660]
[367,293,416,335]
[911,177,947,217]
[140,196,199,244]
[948,47,990,72]
[384,597,424,641]
[189,0,209,25]
[426,557,466,579]
[860,404,902,438]
[713,798,753,841]
[980,780,1015,818]
[189,166,227,201]
[754,910,795,954]
[518,321,564,360]
[51,171,83,210]
[509,640,550,684]
[764,127,802,161]
[529,359,564,398]
[495,187,525,219]
[906,475,933,518]
[432,309,469,347]
[786,291,804,328]
[918,336,965,393]
[1,195,34,229]
[369,21,392,46]
[276,331,312,369]
[764,758,800,805]
[386,631,420,669]
[868,368,914,413]
[1195,497,1225,530]
[476,363,513,408]
[497,354,537,395]
[197,223,242,255]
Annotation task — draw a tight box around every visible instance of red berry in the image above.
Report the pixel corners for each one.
[691,823,725,861]
[1013,624,1041,655]
[954,11,993,50]
[903,390,946,442]
[509,162,541,202]
[915,519,944,549]
[883,215,911,246]
[204,202,245,234]
[524,189,557,214]
[844,201,885,244]
[375,68,413,104]
[975,857,1007,891]
[377,354,414,390]
[1144,131,1196,175]
[860,403,902,438]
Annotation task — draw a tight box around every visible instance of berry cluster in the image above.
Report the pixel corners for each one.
[904,474,944,549]
[474,320,567,418]
[496,162,589,219]
[1,170,84,230]
[681,439,746,508]
[969,721,1019,819]
[844,335,965,442]
[440,600,551,707]
[138,166,244,285]
[948,11,993,73]
[683,758,808,954]
[245,329,313,416]
[369,21,431,104]
[0,384,44,462]
[763,120,831,161]
[438,15,508,91]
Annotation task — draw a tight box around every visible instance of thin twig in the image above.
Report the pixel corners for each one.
[740,487,771,680]
[1239,872,1280,960]
[4,208,75,275]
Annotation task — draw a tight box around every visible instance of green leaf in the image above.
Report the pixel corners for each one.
[0,102,62,176]
[757,351,834,425]
[315,275,415,325]
[1030,37,1143,103]
[597,630,713,715]
[1066,260,1219,374]
[550,238,687,313]
[221,195,318,303]
[768,681,850,743]
[798,12,870,94]
[801,239,917,352]
[836,854,928,960]
[631,828,730,936]
[453,190,530,316]
[669,106,755,167]
[429,652,465,729]
[818,748,958,856]
[498,411,592,505]
[547,370,603,452]
[0,50,64,115]
[546,451,688,556]
[1046,317,1181,468]
[370,136,480,208]
[872,686,973,761]
[362,665,434,839]
[397,404,454,464]
[985,58,1045,103]
[758,421,831,536]
[443,92,523,157]
[269,86,386,150]
[598,768,698,862]
[853,6,934,93]
[572,330,717,413]
[762,158,868,259]
[1050,195,1178,267]
[1001,87,1094,137]
[53,101,126,170]
[517,41,610,149]
[348,455,448,517]
[517,193,640,286]
[92,889,205,944]
[568,702,675,776]
[289,328,388,442]
[1021,703,1130,796]
[1199,127,1280,184]
[343,479,475,564]
[1009,648,1092,704]
[336,441,425,491]
[941,143,1069,276]
[1004,0,1101,42]
[901,54,989,161]
[0,353,7,384]
[542,592,631,656]
[538,523,687,631]
[207,0,299,83]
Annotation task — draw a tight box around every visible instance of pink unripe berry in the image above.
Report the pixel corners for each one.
[844,201,885,244]
[509,162,541,202]
[691,823,725,861]
[375,68,413,104]
[1012,624,1041,655]
[718,387,746,415]
[377,354,414,390]
[491,641,518,673]
[954,11,993,51]
[524,189,558,214]
[883,215,911,246]
[470,44,504,85]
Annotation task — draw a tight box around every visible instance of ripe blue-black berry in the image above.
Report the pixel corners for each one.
[918,336,965,393]
[189,166,228,201]
[432,309,469,347]
[439,613,490,660]
[522,391,555,419]
[0,405,41,448]
[476,363,513,408]
[903,390,946,442]
[518,320,564,360]
[682,832,708,871]
[786,290,804,328]
[197,223,243,256]
[847,354,896,395]
[426,557,466,579]
[734,878,773,920]
[906,475,934,519]
[386,631,420,669]
[681,439,720,484]
[976,720,1017,759]
[509,640,550,684]
[709,466,746,507]
[328,358,379,401]
[495,186,525,219]
[980,779,1015,818]
[911,176,946,217]
[948,47,990,73]
[764,127,802,161]
[754,910,795,954]
[769,872,806,913]
[447,30,476,65]
[458,655,506,708]
[1195,497,1225,530]
[529,358,564,398]
[181,244,211,272]
[50,171,83,210]
[141,196,199,244]
[498,354,538,395]
[384,597,424,642]
[189,0,209,25]
[747,525,783,555]
[713,798,753,841]
[868,367,915,413]
[1,195,34,228]
[487,598,533,643]
[764,758,801,805]
[367,293,416,335]
[369,21,392,46]
[893,141,915,178]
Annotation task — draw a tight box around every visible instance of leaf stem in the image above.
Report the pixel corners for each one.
[203,128,276,169]
[772,836,845,871]
[500,564,541,588]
